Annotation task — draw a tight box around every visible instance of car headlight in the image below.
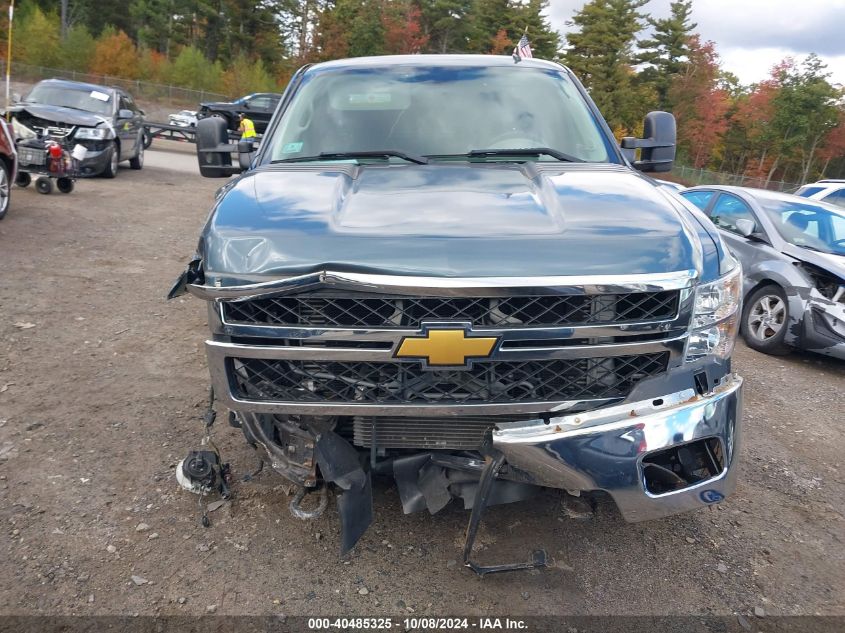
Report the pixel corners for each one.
[75,126,114,140]
[11,118,37,140]
[685,265,742,361]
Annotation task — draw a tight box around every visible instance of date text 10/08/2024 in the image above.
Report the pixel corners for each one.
[307,617,529,630]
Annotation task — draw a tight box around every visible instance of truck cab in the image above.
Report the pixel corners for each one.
[176,55,743,562]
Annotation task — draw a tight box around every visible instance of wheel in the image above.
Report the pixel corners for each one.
[0,161,10,220]
[129,136,144,170]
[35,177,53,194]
[102,141,119,178]
[15,172,31,188]
[142,130,152,149]
[56,177,74,194]
[742,284,792,355]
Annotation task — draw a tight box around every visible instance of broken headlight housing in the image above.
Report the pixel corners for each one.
[75,126,115,140]
[686,265,742,361]
[11,117,37,141]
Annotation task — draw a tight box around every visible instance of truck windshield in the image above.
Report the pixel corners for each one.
[24,84,113,116]
[266,65,614,164]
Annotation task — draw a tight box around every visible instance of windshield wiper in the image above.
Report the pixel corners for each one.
[273,150,428,165]
[465,147,585,163]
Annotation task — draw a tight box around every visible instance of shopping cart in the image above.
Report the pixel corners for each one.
[15,138,81,194]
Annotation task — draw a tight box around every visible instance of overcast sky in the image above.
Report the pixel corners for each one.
[545,0,845,86]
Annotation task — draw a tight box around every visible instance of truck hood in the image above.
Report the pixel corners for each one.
[9,103,106,127]
[202,163,716,281]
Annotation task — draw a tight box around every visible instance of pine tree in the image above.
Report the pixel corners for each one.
[420,0,473,53]
[513,0,561,60]
[637,0,697,109]
[564,0,649,132]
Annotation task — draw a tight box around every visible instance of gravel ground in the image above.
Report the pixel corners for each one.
[0,146,843,619]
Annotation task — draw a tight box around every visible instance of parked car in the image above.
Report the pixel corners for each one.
[8,79,145,178]
[168,110,198,127]
[682,186,844,359]
[0,118,17,220]
[795,179,845,208]
[173,55,744,569]
[198,92,281,134]
[655,178,685,193]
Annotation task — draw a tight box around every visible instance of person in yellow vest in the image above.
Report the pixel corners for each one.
[238,113,256,142]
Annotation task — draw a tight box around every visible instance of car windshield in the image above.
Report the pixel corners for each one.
[24,84,113,116]
[265,65,613,163]
[758,196,845,256]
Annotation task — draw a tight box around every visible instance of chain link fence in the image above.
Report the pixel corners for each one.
[672,164,803,193]
[1,61,228,111]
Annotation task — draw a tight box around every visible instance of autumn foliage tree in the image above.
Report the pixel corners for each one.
[382,1,429,54]
[668,37,729,168]
[90,30,139,79]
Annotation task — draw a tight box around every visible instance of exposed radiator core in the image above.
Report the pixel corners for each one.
[352,416,499,450]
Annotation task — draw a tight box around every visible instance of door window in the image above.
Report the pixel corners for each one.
[246,96,272,110]
[680,191,715,211]
[709,194,757,235]
[821,188,845,209]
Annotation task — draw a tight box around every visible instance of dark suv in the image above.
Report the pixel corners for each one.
[9,79,145,178]
[198,92,281,134]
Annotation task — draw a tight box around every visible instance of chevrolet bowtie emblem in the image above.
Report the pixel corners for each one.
[395,325,499,369]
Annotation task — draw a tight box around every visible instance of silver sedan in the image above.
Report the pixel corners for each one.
[681,186,845,359]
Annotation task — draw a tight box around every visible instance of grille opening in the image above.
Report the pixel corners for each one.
[223,291,680,329]
[642,438,723,495]
[228,353,670,405]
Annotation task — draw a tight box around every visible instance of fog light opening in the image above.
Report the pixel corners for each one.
[642,437,724,495]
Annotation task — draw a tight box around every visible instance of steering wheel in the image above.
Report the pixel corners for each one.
[483,132,546,150]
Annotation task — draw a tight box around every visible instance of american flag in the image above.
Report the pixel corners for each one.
[513,33,532,61]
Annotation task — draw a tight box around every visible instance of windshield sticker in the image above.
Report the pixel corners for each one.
[282,142,303,154]
[90,90,110,102]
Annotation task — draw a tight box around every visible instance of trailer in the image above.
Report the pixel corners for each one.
[143,121,246,149]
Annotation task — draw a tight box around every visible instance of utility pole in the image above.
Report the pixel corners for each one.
[5,0,13,113]
[60,0,68,39]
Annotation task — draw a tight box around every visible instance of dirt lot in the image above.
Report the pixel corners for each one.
[1,146,843,620]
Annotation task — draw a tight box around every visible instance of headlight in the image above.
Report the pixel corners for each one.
[685,265,742,361]
[75,127,114,140]
[11,118,36,140]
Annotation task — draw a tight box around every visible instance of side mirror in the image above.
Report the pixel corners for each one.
[735,218,756,237]
[621,111,676,173]
[196,117,242,178]
[241,101,250,110]
[118,108,134,120]
[237,139,256,170]
[11,92,20,103]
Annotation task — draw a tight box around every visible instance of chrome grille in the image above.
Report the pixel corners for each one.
[230,353,669,405]
[223,291,680,328]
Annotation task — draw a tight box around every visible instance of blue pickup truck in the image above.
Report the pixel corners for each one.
[172,55,743,572]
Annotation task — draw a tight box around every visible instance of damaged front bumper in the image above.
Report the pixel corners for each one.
[493,373,743,522]
[801,295,845,360]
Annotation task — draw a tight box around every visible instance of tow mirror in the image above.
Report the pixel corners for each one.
[237,139,256,170]
[621,111,676,173]
[196,117,242,178]
[118,108,134,120]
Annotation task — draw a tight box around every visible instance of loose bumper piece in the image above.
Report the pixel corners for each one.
[493,374,743,522]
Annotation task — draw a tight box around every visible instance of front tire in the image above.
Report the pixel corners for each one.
[742,284,792,355]
[0,161,10,220]
[102,142,119,178]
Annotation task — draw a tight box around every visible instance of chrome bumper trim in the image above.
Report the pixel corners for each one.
[493,374,743,522]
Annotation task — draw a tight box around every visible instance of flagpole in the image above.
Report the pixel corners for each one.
[5,0,13,115]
